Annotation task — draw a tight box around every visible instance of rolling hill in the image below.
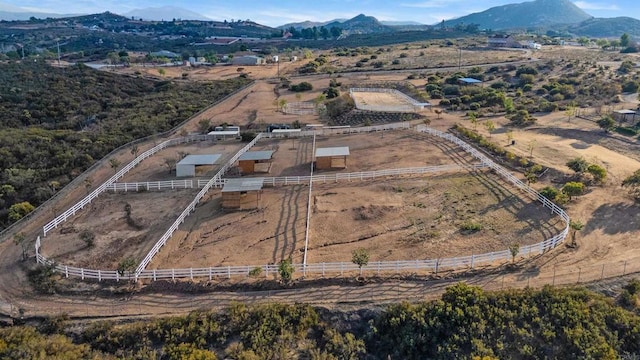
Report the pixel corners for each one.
[567,17,640,38]
[442,0,593,30]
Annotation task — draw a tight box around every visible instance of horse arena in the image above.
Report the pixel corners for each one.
[349,88,431,113]
[35,98,569,282]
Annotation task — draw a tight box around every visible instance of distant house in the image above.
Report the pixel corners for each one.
[232,55,266,66]
[487,35,520,48]
[315,147,350,170]
[458,77,483,86]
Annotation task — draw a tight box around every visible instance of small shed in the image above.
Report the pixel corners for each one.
[238,150,274,174]
[176,154,221,177]
[222,178,264,210]
[315,147,350,170]
[613,109,638,123]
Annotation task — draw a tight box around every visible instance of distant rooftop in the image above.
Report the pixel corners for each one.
[177,154,221,166]
[239,150,275,161]
[222,178,265,192]
[615,109,637,114]
[316,147,350,157]
[459,77,482,84]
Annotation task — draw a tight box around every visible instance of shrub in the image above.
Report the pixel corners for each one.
[539,186,559,201]
[290,82,313,92]
[460,221,483,233]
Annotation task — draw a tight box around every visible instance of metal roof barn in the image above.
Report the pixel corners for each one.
[222,178,265,210]
[176,154,222,177]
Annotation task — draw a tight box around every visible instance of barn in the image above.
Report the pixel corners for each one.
[315,147,350,170]
[221,178,264,210]
[237,150,275,174]
[176,154,222,177]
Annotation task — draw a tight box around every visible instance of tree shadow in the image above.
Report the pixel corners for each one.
[583,202,640,236]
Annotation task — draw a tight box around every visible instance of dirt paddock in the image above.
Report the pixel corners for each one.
[230,130,478,178]
[41,190,199,270]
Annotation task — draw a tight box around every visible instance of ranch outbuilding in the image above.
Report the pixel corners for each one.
[237,150,275,174]
[221,178,264,210]
[315,147,350,170]
[176,154,222,177]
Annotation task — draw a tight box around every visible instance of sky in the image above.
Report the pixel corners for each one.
[1,0,639,26]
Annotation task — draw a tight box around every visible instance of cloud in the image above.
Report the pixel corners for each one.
[573,1,619,10]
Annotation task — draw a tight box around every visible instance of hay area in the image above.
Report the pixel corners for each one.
[117,140,246,182]
[308,173,566,263]
[40,190,199,270]
[149,186,308,268]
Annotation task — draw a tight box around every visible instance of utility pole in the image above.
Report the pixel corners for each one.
[57,40,61,66]
[458,48,462,70]
[277,58,280,78]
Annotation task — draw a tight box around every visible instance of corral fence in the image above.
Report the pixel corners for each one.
[35,124,569,281]
[105,164,488,192]
[0,80,255,243]
[41,134,240,237]
[349,88,430,113]
[283,102,326,115]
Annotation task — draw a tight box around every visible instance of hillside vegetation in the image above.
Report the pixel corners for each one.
[1,283,639,359]
[0,61,251,230]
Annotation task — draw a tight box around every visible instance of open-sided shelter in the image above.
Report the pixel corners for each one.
[237,150,274,174]
[176,154,221,177]
[221,178,264,210]
[315,147,350,170]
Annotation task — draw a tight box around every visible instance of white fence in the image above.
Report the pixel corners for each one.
[132,134,264,276]
[261,122,411,139]
[41,134,223,237]
[350,88,430,113]
[105,164,487,192]
[35,124,569,281]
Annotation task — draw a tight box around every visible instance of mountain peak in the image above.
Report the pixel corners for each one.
[442,0,592,30]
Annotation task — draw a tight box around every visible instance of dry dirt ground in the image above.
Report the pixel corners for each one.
[5,47,640,319]
[40,190,198,270]
[308,173,565,263]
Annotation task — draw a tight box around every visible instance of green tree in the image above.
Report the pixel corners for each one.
[117,257,136,277]
[13,232,27,260]
[198,118,211,134]
[562,181,585,200]
[596,116,615,133]
[278,258,295,284]
[158,68,166,76]
[351,248,370,275]
[587,164,607,183]
[569,220,584,247]
[566,157,589,174]
[484,120,496,138]
[130,144,139,158]
[525,164,543,185]
[539,186,559,201]
[622,169,640,201]
[621,33,631,48]
[109,158,121,174]
[8,201,34,221]
[509,242,520,263]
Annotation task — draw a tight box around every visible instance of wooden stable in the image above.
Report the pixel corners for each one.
[237,150,275,174]
[315,147,350,170]
[221,178,264,210]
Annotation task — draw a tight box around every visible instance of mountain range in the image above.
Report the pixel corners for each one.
[1,0,640,38]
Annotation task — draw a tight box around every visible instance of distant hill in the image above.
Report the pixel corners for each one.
[279,14,392,34]
[381,21,425,26]
[324,14,392,34]
[122,6,211,21]
[567,17,640,38]
[442,0,592,30]
[278,19,347,30]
